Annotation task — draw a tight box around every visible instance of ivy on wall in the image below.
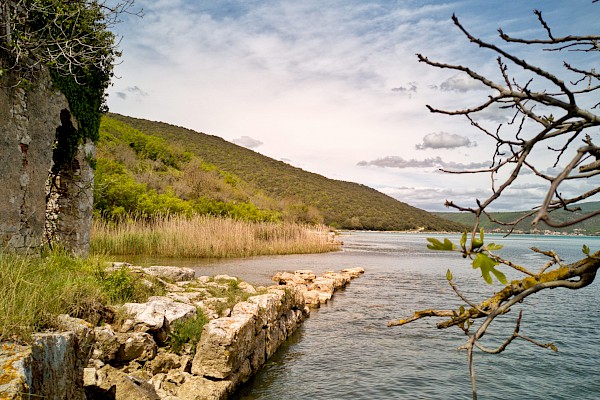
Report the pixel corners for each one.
[1,0,129,152]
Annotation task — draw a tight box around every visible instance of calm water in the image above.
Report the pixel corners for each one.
[145,232,600,399]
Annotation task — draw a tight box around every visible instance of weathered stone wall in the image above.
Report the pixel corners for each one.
[0,315,94,400]
[0,68,67,251]
[47,137,96,255]
[0,65,94,254]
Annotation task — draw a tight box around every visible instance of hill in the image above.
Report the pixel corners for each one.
[96,113,464,231]
[434,202,600,235]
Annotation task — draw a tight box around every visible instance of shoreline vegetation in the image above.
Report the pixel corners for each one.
[2,216,338,343]
[1,261,365,398]
[0,250,157,343]
[91,214,340,258]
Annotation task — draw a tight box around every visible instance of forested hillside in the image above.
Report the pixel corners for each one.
[434,202,600,235]
[97,114,464,231]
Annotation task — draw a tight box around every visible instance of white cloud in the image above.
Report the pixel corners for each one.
[232,136,264,149]
[474,104,514,123]
[357,156,489,171]
[391,82,418,94]
[416,131,476,150]
[439,74,486,93]
[114,86,149,101]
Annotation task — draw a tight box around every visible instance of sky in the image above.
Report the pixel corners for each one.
[106,0,600,212]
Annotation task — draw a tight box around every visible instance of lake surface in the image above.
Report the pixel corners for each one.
[152,232,600,399]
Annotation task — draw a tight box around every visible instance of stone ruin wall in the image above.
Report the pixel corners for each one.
[0,66,94,255]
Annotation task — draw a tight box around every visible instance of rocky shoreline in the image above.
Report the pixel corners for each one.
[1,264,364,399]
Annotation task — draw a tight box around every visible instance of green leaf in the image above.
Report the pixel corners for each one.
[490,267,508,285]
[446,269,453,281]
[486,243,504,251]
[549,343,558,352]
[472,229,485,250]
[426,237,456,251]
[459,305,465,315]
[460,231,467,251]
[583,244,590,256]
[472,239,483,250]
[472,253,506,285]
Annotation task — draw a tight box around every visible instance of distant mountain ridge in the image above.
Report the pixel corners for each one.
[434,202,600,235]
[101,113,464,231]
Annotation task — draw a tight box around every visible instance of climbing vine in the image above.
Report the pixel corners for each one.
[0,0,136,150]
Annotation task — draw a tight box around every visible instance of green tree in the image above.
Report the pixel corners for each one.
[0,0,137,142]
[388,7,600,399]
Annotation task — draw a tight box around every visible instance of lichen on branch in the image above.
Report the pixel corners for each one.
[389,5,600,399]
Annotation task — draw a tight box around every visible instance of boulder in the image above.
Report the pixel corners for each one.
[176,375,233,400]
[0,343,32,399]
[245,293,280,332]
[271,271,306,285]
[122,297,197,332]
[195,276,212,284]
[54,314,95,377]
[0,330,91,400]
[317,291,333,304]
[231,301,260,322]
[114,332,157,363]
[237,281,257,294]
[302,290,321,308]
[92,326,120,363]
[85,365,160,400]
[111,262,133,269]
[268,286,305,311]
[143,266,195,282]
[294,269,316,282]
[308,277,335,295]
[322,271,351,288]
[265,321,286,358]
[248,330,267,371]
[341,267,365,278]
[194,297,229,320]
[145,352,182,375]
[150,370,191,398]
[191,312,256,379]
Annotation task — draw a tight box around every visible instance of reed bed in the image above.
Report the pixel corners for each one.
[90,215,339,258]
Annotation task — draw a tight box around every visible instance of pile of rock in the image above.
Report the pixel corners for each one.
[272,267,365,307]
[1,265,364,400]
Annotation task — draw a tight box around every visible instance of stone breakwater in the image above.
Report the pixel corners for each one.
[0,265,364,400]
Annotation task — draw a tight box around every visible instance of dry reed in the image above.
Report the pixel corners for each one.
[91,215,339,258]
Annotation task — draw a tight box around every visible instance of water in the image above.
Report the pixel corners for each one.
[158,232,600,399]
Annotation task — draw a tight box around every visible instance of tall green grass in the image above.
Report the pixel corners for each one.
[0,251,101,341]
[0,250,164,342]
[91,214,339,258]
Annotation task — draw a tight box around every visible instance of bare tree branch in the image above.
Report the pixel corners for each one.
[390,6,600,398]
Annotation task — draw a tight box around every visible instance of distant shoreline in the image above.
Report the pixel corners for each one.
[338,229,599,237]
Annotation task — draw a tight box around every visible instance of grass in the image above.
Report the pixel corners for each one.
[203,277,268,316]
[0,250,164,343]
[90,214,340,258]
[167,309,210,354]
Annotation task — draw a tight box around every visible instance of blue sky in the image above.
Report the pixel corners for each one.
[107,0,599,212]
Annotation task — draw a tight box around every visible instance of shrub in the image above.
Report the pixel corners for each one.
[95,267,166,304]
[168,309,209,354]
